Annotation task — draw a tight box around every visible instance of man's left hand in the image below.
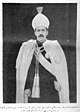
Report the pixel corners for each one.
[54,81,61,92]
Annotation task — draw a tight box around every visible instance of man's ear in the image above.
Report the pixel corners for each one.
[34,30,36,36]
[46,30,48,36]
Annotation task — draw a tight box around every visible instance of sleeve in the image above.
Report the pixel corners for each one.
[16,40,35,103]
[16,41,30,103]
[16,41,29,69]
[53,40,70,103]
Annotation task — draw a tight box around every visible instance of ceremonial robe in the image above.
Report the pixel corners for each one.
[16,39,69,103]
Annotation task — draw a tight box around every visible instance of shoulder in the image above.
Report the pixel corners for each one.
[18,39,36,53]
[20,39,36,49]
[46,39,60,46]
[46,40,65,63]
[44,39,61,49]
[22,39,36,46]
[45,39,64,56]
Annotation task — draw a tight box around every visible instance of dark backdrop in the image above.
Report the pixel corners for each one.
[3,3,77,103]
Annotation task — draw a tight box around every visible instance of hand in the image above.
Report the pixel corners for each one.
[24,89,31,103]
[24,89,31,96]
[54,81,61,92]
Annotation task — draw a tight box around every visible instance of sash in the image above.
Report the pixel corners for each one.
[31,52,55,98]
[39,52,55,76]
[31,44,55,98]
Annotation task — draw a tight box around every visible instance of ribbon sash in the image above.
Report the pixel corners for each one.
[39,53,55,76]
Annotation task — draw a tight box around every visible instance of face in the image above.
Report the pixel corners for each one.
[34,26,48,43]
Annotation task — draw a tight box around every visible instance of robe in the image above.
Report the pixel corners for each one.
[16,39,70,103]
[24,40,59,103]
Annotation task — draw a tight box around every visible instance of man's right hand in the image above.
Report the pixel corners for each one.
[24,89,31,103]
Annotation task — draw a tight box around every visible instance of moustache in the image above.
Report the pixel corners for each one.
[39,34,44,37]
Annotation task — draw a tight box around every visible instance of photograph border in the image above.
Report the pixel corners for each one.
[0,0,80,112]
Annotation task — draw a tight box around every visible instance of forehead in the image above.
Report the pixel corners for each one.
[36,26,46,30]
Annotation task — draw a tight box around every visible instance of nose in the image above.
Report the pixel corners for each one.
[39,30,42,34]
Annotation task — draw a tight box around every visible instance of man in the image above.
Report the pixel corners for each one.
[16,7,70,103]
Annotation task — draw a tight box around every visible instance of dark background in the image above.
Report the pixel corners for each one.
[3,3,77,103]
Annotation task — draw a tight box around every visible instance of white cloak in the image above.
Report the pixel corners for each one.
[16,39,70,103]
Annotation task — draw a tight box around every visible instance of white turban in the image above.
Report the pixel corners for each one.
[32,7,50,30]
